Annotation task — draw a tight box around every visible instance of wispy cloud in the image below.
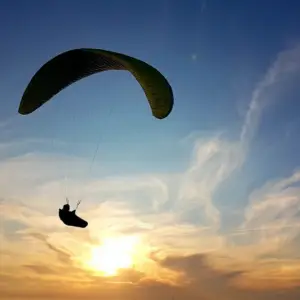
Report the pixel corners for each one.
[240,44,300,145]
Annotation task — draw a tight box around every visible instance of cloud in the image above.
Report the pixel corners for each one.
[155,253,300,300]
[240,44,300,145]
[176,136,244,229]
[227,170,300,290]
[29,232,73,264]
[23,264,57,275]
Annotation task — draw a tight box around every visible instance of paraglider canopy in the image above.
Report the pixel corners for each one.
[18,48,174,119]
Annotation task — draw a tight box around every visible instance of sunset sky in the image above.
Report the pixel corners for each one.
[1,1,300,299]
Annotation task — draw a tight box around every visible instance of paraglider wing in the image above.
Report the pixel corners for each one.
[18,48,174,119]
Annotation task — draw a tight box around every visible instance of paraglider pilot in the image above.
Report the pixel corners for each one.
[59,198,88,228]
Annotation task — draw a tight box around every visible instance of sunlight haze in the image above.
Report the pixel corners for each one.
[86,236,139,276]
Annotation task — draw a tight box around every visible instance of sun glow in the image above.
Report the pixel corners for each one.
[86,236,139,276]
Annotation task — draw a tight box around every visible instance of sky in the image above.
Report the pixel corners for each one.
[1,0,300,299]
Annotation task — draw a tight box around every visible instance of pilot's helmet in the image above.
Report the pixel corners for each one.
[63,204,70,211]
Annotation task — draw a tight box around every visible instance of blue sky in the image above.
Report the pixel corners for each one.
[1,1,300,300]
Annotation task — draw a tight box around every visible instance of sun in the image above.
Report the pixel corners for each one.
[86,236,139,276]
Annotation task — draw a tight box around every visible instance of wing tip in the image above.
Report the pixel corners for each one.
[18,103,37,115]
[153,106,174,119]
[18,106,27,115]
